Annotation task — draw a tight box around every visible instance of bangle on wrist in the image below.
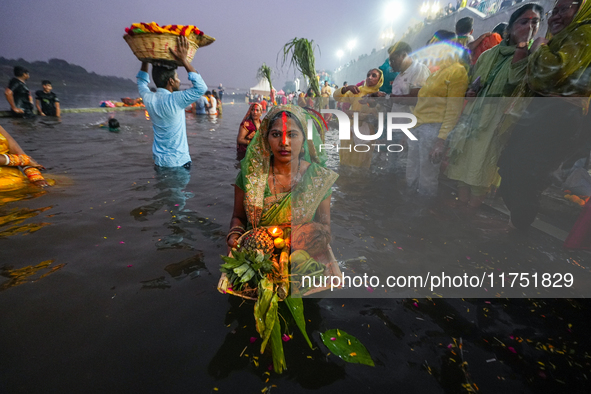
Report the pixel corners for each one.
[24,167,44,183]
[226,231,244,244]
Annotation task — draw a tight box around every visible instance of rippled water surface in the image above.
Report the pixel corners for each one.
[1,104,591,393]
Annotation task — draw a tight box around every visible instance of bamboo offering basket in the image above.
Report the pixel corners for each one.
[217,227,342,300]
[124,32,215,64]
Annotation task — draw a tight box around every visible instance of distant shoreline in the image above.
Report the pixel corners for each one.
[0,106,145,118]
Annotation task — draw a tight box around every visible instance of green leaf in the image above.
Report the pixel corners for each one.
[240,267,256,283]
[269,312,287,374]
[261,260,273,273]
[255,250,265,264]
[220,256,240,266]
[260,293,279,353]
[233,263,250,276]
[279,38,321,99]
[254,278,274,336]
[284,296,313,349]
[256,63,273,93]
[320,329,374,367]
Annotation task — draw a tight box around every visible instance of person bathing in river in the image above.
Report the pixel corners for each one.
[137,36,207,169]
[35,80,60,118]
[212,90,222,117]
[99,118,120,132]
[236,102,262,159]
[227,105,338,250]
[192,95,207,115]
[5,66,34,118]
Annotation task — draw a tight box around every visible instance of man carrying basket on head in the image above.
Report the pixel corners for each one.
[137,36,207,169]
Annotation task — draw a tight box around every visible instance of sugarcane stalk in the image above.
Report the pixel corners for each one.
[280,38,321,102]
[257,63,273,95]
[276,246,290,300]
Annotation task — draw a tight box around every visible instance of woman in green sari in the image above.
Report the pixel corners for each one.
[227,105,338,248]
[445,3,545,208]
[498,0,591,229]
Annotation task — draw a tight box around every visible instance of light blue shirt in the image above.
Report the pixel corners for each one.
[194,96,207,114]
[137,70,207,167]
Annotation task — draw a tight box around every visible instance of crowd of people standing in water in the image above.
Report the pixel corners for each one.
[232,1,591,247]
[2,1,591,251]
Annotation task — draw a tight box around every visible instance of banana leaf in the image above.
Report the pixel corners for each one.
[284,295,313,349]
[320,329,374,367]
[270,314,287,373]
[260,293,279,353]
[254,278,274,335]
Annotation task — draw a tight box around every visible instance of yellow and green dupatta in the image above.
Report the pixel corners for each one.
[237,105,337,229]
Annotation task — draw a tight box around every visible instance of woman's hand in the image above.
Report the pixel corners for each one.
[344,85,360,95]
[33,179,49,188]
[429,138,446,164]
[529,37,549,54]
[237,124,254,145]
[227,233,240,250]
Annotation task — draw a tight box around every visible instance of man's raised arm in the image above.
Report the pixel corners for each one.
[137,62,151,97]
[170,36,207,106]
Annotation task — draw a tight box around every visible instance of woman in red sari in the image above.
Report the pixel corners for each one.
[236,103,263,159]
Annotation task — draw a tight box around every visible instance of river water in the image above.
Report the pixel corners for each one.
[1,100,590,393]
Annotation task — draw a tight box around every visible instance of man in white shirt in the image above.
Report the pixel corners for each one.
[386,42,431,177]
[388,41,430,113]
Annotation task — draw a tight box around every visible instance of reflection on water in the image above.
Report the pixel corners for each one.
[130,165,224,250]
[141,253,208,289]
[0,259,65,291]
[140,276,171,289]
[164,251,208,280]
[130,165,194,250]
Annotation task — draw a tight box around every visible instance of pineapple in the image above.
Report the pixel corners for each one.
[239,228,274,254]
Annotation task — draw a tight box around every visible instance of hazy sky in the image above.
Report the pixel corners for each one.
[1,0,422,89]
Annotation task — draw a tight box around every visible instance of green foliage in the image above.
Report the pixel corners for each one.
[280,38,321,99]
[255,278,286,373]
[257,63,273,93]
[290,253,324,293]
[320,329,375,367]
[284,296,313,349]
[220,249,274,290]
